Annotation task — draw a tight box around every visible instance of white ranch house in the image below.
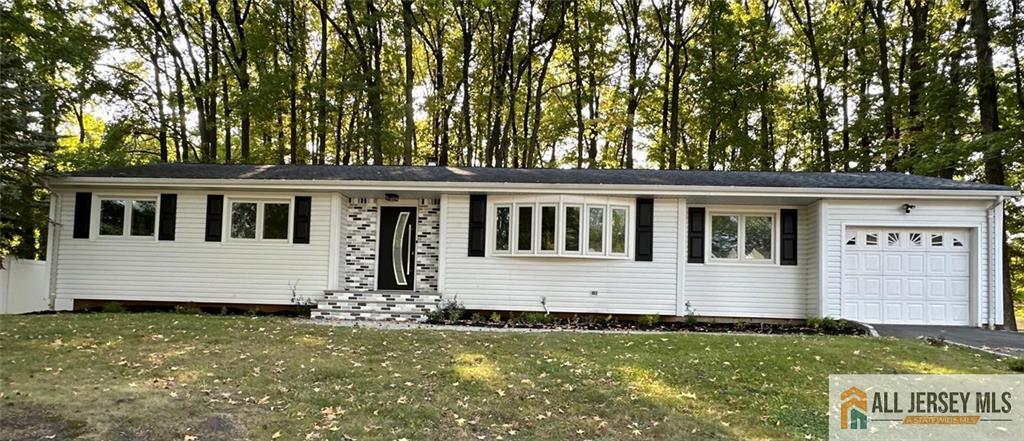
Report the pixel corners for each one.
[45,164,1016,327]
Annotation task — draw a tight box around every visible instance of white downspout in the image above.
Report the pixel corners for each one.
[45,192,61,311]
[986,196,1003,330]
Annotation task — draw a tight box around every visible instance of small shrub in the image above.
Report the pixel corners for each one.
[683,301,699,326]
[291,296,317,316]
[101,302,124,313]
[806,316,858,334]
[427,298,466,323]
[489,312,503,323]
[519,312,551,325]
[174,303,203,315]
[1006,358,1024,373]
[469,312,486,323]
[637,314,660,327]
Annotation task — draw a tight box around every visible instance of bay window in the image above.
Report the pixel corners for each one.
[490,196,632,258]
[540,205,557,252]
[494,205,511,253]
[516,205,533,251]
[587,206,604,254]
[563,205,581,253]
[611,207,628,255]
[709,212,774,263]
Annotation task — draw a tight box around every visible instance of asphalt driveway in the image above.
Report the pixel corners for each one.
[872,324,1024,357]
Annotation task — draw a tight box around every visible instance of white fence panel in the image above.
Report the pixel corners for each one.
[1,257,50,314]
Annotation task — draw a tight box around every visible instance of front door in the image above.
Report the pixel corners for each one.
[378,207,416,290]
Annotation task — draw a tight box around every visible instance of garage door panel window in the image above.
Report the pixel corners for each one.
[887,232,900,247]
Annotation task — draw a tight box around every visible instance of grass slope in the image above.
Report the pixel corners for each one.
[0,314,1013,440]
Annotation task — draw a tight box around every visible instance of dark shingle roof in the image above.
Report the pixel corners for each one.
[60,164,1012,191]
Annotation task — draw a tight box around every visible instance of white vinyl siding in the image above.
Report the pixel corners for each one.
[805,201,821,317]
[822,199,994,325]
[442,195,679,315]
[685,206,812,319]
[54,189,332,305]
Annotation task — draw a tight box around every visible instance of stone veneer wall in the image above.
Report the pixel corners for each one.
[341,198,440,294]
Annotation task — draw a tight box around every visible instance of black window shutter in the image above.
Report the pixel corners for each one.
[158,194,177,241]
[780,209,798,266]
[293,196,312,244]
[635,198,654,261]
[205,195,224,242]
[72,192,92,239]
[687,207,705,263]
[468,194,487,257]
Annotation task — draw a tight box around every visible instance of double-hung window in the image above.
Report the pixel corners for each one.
[229,199,291,241]
[98,197,157,238]
[708,212,774,263]
[491,196,632,258]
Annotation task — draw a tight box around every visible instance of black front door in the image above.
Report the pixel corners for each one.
[378,206,416,290]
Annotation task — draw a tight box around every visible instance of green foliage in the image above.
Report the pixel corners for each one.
[173,303,203,315]
[101,302,124,313]
[515,312,552,325]
[1007,358,1024,373]
[805,317,857,333]
[427,298,465,323]
[637,314,660,327]
[489,311,503,323]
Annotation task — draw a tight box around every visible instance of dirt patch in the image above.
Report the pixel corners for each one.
[0,400,88,441]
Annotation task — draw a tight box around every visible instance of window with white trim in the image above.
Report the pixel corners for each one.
[229,199,291,241]
[490,196,632,258]
[563,205,581,253]
[708,213,774,262]
[99,198,157,237]
[494,205,511,253]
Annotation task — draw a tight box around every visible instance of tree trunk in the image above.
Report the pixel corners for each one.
[222,69,231,162]
[316,2,328,165]
[457,0,474,166]
[905,0,930,165]
[970,0,1014,330]
[401,0,416,165]
[207,2,219,161]
[571,0,585,169]
[869,0,896,147]
[152,47,169,162]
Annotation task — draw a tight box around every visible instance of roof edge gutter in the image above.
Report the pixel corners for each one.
[46,177,1021,199]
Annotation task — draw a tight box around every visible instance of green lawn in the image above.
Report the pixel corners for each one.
[0,314,1014,441]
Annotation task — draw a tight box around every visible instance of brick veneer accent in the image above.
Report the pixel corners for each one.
[341,198,440,294]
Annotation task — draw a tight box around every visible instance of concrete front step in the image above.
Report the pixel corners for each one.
[312,309,427,322]
[316,302,436,314]
[323,290,442,304]
[313,290,442,322]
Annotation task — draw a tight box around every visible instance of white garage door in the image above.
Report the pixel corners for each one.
[842,228,971,325]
